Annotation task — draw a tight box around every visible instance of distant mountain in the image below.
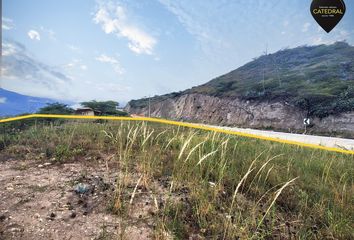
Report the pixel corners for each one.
[126,42,354,136]
[0,89,63,116]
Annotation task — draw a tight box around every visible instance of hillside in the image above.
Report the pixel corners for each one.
[126,42,354,135]
[0,89,65,116]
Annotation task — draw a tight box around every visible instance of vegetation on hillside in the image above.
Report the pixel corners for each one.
[1,119,353,239]
[35,101,128,116]
[129,42,354,118]
[36,103,74,115]
[81,100,128,116]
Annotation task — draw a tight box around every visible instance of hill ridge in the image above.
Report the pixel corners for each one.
[126,42,354,136]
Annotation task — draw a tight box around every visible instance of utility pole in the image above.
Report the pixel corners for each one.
[148,95,151,118]
[143,95,151,117]
[262,43,268,93]
[262,66,265,93]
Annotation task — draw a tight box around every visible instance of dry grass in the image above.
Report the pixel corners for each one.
[1,119,353,239]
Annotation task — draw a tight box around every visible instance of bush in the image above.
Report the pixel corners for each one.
[81,100,128,116]
[37,103,74,115]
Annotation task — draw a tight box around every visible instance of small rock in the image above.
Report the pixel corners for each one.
[34,213,40,219]
[49,212,56,220]
[44,162,51,166]
[38,164,44,168]
[9,227,22,233]
[70,212,76,219]
[74,183,90,194]
[0,214,6,221]
[7,223,23,233]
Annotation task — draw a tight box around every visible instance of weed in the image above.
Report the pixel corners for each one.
[1,119,353,239]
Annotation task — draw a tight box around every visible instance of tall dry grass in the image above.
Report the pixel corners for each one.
[1,119,353,239]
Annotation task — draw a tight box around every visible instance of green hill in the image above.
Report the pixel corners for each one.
[130,42,354,118]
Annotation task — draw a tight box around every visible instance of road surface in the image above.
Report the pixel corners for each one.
[205,124,354,151]
[130,115,354,151]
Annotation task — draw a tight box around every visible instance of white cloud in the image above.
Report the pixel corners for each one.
[1,40,73,100]
[48,29,56,39]
[40,26,56,40]
[96,54,124,74]
[311,35,338,45]
[339,30,349,38]
[158,0,210,43]
[95,82,131,92]
[311,36,326,45]
[93,2,157,55]
[67,44,80,52]
[302,23,311,33]
[310,28,351,46]
[2,42,19,56]
[65,59,87,71]
[28,30,41,41]
[2,40,132,103]
[0,97,7,104]
[2,17,14,30]
[66,62,75,68]
[157,0,230,57]
[96,54,118,63]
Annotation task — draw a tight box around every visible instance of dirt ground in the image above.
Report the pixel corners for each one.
[0,156,169,240]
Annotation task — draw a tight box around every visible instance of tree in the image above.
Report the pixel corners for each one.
[37,103,74,114]
[80,100,127,116]
[294,92,336,118]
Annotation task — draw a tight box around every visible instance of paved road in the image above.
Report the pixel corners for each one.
[130,115,354,151]
[205,125,354,151]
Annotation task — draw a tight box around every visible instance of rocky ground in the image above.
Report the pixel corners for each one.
[0,156,173,240]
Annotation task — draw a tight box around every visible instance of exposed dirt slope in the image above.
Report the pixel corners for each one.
[125,93,354,137]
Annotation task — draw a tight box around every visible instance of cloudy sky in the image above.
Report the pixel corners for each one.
[1,0,354,105]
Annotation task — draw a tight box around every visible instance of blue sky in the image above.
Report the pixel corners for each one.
[1,0,353,106]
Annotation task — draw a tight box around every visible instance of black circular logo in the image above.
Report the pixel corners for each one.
[311,0,346,33]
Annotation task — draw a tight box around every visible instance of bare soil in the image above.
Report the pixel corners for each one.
[0,156,169,240]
